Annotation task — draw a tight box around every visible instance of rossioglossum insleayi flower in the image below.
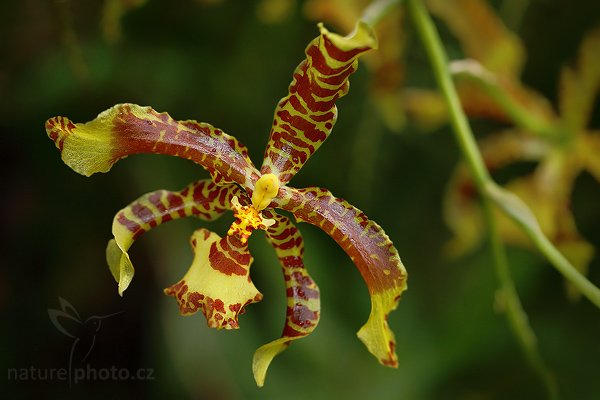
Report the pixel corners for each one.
[45,21,407,386]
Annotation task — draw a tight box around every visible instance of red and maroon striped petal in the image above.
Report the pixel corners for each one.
[45,104,260,190]
[260,21,377,184]
[107,180,241,295]
[252,210,320,387]
[276,186,407,368]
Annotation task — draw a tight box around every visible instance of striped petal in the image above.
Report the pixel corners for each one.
[164,228,262,329]
[45,103,259,190]
[260,21,377,184]
[252,211,320,387]
[305,0,408,132]
[107,180,241,295]
[276,186,407,367]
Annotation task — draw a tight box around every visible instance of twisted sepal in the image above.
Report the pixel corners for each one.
[260,21,377,184]
[45,104,259,189]
[107,180,240,295]
[253,211,320,387]
[277,187,407,367]
[164,229,263,329]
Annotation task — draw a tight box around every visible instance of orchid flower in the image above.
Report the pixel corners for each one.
[45,21,407,386]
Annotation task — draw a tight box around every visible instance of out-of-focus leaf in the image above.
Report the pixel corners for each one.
[581,132,600,182]
[444,132,547,256]
[102,0,148,43]
[402,88,448,131]
[427,0,525,76]
[559,28,600,134]
[256,0,296,23]
[451,60,558,133]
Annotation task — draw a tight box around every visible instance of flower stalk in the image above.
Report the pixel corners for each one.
[405,0,562,397]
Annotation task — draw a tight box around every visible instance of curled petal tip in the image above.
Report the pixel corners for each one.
[318,20,378,52]
[106,239,135,296]
[279,187,407,367]
[45,108,124,177]
[45,116,75,152]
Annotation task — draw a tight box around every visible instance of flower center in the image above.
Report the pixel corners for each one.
[228,196,275,243]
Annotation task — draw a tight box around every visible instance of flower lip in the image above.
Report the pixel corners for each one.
[164,228,263,330]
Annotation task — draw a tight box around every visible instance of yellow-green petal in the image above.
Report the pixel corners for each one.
[107,180,240,295]
[45,103,259,190]
[260,21,377,184]
[253,211,320,387]
[276,186,407,367]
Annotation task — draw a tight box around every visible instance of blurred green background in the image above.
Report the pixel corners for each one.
[2,0,600,398]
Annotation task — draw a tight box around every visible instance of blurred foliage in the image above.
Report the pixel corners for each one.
[2,0,600,399]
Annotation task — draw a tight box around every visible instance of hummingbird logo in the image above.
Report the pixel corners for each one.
[48,297,122,386]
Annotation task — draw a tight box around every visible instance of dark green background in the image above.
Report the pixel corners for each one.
[2,0,599,398]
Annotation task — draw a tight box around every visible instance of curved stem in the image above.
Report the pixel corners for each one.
[407,0,559,397]
[406,1,490,188]
[482,200,559,400]
[405,0,600,309]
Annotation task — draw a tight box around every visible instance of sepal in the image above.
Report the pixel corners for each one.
[252,211,320,386]
[277,186,407,367]
[106,180,239,295]
[260,21,376,183]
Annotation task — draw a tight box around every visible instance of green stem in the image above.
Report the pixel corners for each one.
[407,0,558,397]
[486,182,600,308]
[406,1,490,188]
[482,200,559,400]
[405,0,600,308]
